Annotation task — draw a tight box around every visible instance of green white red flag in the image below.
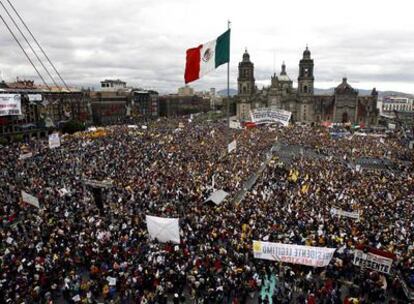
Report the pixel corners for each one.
[184,29,230,84]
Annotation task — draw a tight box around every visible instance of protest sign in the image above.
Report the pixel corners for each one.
[146,215,180,243]
[21,191,40,208]
[205,189,229,205]
[48,133,61,149]
[330,207,360,220]
[0,94,21,116]
[19,152,33,160]
[353,249,393,274]
[250,107,291,127]
[229,120,242,129]
[228,140,236,153]
[253,240,336,267]
[28,94,42,102]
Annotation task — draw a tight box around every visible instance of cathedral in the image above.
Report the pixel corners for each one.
[236,47,379,125]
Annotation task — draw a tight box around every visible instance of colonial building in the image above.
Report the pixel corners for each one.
[159,95,210,117]
[236,47,379,125]
[89,80,160,124]
[0,80,91,141]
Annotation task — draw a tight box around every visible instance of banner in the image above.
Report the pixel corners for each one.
[28,94,42,102]
[84,179,113,188]
[250,107,291,127]
[205,189,228,205]
[21,191,40,208]
[353,249,393,274]
[330,207,360,220]
[146,215,180,243]
[48,133,61,149]
[229,120,242,129]
[253,240,336,267]
[19,152,33,160]
[0,94,22,116]
[228,140,236,153]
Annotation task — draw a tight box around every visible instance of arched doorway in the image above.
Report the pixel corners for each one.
[342,112,348,123]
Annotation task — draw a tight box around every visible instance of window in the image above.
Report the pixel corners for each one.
[304,85,308,93]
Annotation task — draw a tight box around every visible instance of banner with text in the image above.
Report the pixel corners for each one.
[253,240,336,267]
[250,107,291,127]
[330,207,360,220]
[353,249,393,274]
[0,94,22,116]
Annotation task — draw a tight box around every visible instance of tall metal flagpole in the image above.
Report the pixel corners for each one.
[226,20,231,153]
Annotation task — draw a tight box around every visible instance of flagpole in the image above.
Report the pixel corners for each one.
[226,20,231,154]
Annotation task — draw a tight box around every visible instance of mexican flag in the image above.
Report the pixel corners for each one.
[184,29,230,84]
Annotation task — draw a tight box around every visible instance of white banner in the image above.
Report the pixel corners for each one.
[48,133,61,149]
[253,240,336,267]
[0,94,22,116]
[21,191,40,208]
[146,215,180,243]
[229,120,242,129]
[28,94,42,102]
[388,123,396,130]
[330,207,360,220]
[19,152,33,160]
[250,107,291,127]
[205,189,229,205]
[353,249,393,274]
[228,140,237,153]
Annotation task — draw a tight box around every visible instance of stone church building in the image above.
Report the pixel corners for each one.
[236,47,379,125]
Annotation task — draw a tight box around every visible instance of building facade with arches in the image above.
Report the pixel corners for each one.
[236,47,379,125]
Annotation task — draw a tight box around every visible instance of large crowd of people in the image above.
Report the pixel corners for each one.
[1,117,413,303]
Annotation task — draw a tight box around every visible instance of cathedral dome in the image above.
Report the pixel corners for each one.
[279,62,291,81]
[303,46,311,59]
[335,77,357,95]
[242,49,250,62]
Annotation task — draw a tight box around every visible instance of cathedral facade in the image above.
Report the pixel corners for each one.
[236,47,379,126]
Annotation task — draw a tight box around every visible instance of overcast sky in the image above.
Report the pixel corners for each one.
[0,0,414,94]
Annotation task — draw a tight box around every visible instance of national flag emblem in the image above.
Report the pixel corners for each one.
[184,29,230,84]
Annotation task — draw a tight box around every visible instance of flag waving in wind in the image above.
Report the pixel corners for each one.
[185,29,230,84]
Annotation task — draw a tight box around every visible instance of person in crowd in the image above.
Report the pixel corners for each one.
[1,118,412,303]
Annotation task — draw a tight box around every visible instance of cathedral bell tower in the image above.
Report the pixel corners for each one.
[237,49,255,96]
[298,46,314,96]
